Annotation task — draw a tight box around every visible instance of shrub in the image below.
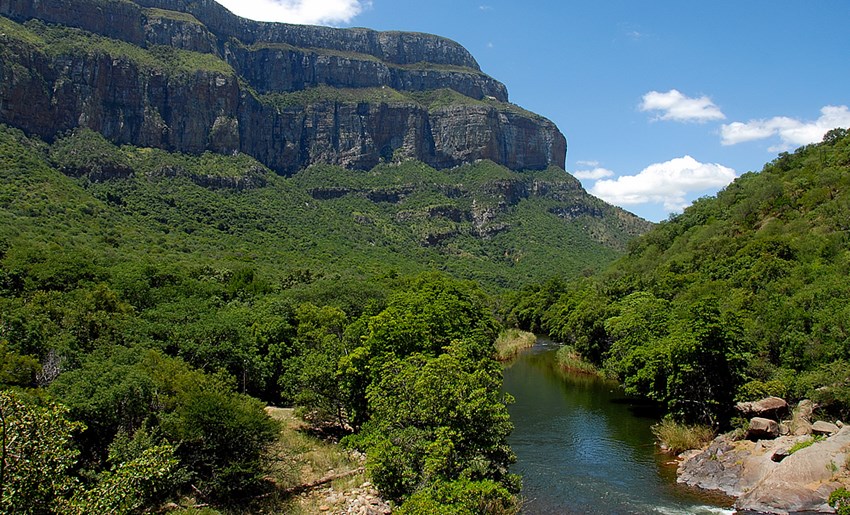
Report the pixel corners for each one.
[556,345,600,376]
[829,487,850,515]
[396,479,518,515]
[651,418,714,454]
[736,379,788,401]
[493,329,535,361]
[0,390,82,513]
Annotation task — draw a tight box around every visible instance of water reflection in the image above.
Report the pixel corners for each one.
[503,340,733,514]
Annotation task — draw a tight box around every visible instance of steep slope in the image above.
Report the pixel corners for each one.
[0,125,649,292]
[0,0,565,174]
[511,130,850,423]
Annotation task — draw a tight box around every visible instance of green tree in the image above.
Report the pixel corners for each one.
[0,390,82,514]
[364,273,497,359]
[352,345,517,502]
[64,445,177,514]
[51,346,280,501]
[665,300,747,425]
[162,381,279,500]
[0,342,40,387]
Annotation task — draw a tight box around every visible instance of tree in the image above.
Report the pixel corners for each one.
[50,346,280,501]
[162,382,279,500]
[0,390,82,514]
[0,342,40,387]
[351,344,517,503]
[364,273,497,359]
[64,445,177,514]
[665,300,748,425]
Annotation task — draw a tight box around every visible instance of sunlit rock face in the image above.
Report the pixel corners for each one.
[0,0,566,174]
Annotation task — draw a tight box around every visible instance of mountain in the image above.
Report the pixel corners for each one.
[0,0,565,174]
[0,4,657,512]
[0,0,653,290]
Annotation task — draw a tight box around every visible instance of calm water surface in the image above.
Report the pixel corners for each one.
[503,339,734,514]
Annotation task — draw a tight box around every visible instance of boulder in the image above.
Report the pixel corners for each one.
[796,399,816,420]
[790,399,816,436]
[736,396,789,421]
[748,417,780,440]
[680,428,850,513]
[812,420,840,436]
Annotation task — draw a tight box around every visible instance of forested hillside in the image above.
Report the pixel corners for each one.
[0,120,649,512]
[0,125,648,293]
[508,129,850,426]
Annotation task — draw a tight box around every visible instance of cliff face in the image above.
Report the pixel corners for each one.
[0,0,566,174]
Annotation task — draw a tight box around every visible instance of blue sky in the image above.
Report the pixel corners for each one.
[214,0,850,221]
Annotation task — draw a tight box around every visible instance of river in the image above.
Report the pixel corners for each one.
[502,338,734,514]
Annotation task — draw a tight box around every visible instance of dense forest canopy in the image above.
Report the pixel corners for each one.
[507,128,850,426]
[1,123,573,512]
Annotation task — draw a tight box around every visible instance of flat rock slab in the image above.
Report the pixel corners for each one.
[679,427,850,514]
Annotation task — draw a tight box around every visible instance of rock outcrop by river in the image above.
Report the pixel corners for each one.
[678,399,850,514]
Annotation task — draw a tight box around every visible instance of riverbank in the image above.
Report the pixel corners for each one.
[677,400,850,514]
[494,329,536,361]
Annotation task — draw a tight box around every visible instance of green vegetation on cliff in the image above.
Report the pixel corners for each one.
[0,126,646,292]
[507,129,850,425]
[7,18,235,76]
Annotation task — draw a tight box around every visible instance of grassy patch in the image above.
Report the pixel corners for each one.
[0,16,46,47]
[788,434,825,455]
[261,86,412,109]
[20,19,233,76]
[556,345,600,376]
[494,329,535,361]
[142,7,204,24]
[651,419,715,454]
[259,407,367,513]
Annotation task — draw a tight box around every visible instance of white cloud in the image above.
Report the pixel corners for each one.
[721,105,850,150]
[590,156,737,212]
[639,89,725,123]
[573,167,615,180]
[213,0,369,25]
[576,160,600,167]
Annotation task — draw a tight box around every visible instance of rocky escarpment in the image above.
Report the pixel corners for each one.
[0,0,482,69]
[0,0,564,174]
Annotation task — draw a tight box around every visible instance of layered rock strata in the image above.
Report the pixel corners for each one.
[0,0,566,174]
